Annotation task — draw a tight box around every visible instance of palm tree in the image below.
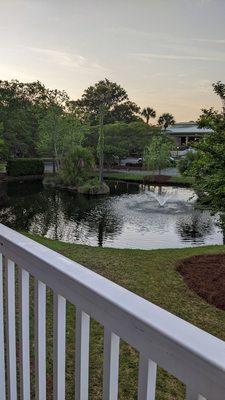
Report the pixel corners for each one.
[158,113,175,130]
[212,81,225,115]
[141,107,156,124]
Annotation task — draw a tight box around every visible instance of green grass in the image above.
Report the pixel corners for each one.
[26,234,225,399]
[89,171,194,186]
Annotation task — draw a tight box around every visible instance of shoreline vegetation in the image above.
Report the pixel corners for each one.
[0,169,193,188]
[25,233,225,399]
[43,170,194,191]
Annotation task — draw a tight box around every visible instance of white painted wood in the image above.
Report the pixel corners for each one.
[0,255,6,400]
[186,388,207,400]
[53,293,66,400]
[138,354,157,400]
[103,329,120,400]
[35,279,46,400]
[19,267,30,400]
[1,224,225,399]
[5,258,17,400]
[75,308,90,400]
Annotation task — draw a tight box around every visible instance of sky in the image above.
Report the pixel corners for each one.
[0,0,225,121]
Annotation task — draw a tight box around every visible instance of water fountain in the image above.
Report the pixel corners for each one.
[148,187,171,207]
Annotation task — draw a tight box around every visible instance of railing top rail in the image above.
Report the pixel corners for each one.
[0,223,225,397]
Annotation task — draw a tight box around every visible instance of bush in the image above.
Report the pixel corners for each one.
[6,158,44,177]
[178,151,197,175]
[59,146,94,186]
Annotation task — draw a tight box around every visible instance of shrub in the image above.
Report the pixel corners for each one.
[178,151,197,175]
[6,158,44,177]
[59,145,94,186]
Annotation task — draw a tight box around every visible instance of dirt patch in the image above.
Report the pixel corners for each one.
[177,253,225,310]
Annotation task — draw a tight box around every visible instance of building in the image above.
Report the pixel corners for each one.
[166,122,213,147]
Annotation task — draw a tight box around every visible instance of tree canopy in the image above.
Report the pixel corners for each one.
[141,107,156,124]
[70,79,140,125]
[185,81,225,230]
[144,133,174,174]
[0,80,68,158]
[158,113,175,130]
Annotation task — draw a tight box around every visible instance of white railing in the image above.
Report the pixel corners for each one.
[0,223,225,400]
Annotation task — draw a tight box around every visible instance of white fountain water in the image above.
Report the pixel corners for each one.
[148,188,172,207]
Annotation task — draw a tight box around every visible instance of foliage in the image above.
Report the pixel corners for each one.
[188,81,225,226]
[158,113,175,130]
[178,151,198,175]
[0,80,68,158]
[38,108,86,171]
[89,170,194,185]
[144,133,175,174]
[86,121,156,163]
[0,122,6,160]
[187,129,225,215]
[97,105,107,183]
[6,158,44,177]
[78,177,100,193]
[141,107,156,124]
[197,107,225,131]
[59,145,94,186]
[213,81,225,114]
[71,79,140,125]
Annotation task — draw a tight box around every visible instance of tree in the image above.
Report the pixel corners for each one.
[86,121,156,161]
[158,113,175,130]
[59,145,94,186]
[141,107,156,124]
[213,81,225,115]
[71,79,140,125]
[0,79,69,157]
[97,105,107,184]
[38,108,86,172]
[185,83,225,239]
[144,134,174,175]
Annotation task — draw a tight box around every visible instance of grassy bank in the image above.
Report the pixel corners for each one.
[90,170,194,186]
[27,234,225,399]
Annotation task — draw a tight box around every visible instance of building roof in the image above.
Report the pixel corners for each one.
[166,122,213,136]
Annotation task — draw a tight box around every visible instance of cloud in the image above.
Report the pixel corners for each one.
[26,47,106,72]
[130,52,225,62]
[192,38,225,44]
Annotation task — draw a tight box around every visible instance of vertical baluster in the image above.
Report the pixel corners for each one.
[53,293,66,400]
[19,267,30,400]
[6,258,17,400]
[138,354,157,400]
[0,255,6,400]
[75,308,90,400]
[35,279,46,400]
[186,388,206,400]
[103,329,120,400]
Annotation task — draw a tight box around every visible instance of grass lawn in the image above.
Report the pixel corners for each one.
[89,170,194,186]
[26,234,225,400]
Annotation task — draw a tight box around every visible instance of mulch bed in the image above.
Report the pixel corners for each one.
[177,254,225,310]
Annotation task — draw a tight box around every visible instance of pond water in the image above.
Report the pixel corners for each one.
[0,180,223,249]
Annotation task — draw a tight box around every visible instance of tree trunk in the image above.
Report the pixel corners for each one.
[98,111,104,185]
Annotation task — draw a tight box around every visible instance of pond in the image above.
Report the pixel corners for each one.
[0,180,223,249]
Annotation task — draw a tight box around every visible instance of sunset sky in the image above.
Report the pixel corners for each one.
[0,0,224,121]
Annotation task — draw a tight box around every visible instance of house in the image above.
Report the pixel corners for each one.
[166,122,213,147]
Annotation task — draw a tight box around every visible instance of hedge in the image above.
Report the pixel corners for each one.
[6,158,44,177]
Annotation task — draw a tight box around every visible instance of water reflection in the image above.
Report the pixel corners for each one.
[0,180,222,249]
[176,213,213,244]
